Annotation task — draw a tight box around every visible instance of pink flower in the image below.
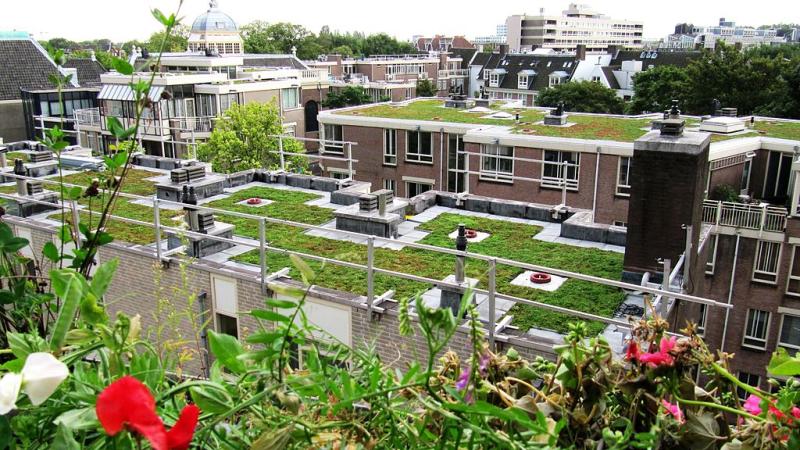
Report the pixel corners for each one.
[478,352,490,378]
[743,395,762,415]
[637,337,676,368]
[661,399,684,423]
[791,406,800,419]
[625,341,640,361]
[455,368,469,391]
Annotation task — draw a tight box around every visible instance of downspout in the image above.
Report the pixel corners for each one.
[720,232,741,353]
[592,146,601,221]
[439,128,445,191]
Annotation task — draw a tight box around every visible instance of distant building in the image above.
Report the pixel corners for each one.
[668,18,785,49]
[505,3,644,54]
[187,0,244,54]
[414,35,474,52]
[473,24,508,47]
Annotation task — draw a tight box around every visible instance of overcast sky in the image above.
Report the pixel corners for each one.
[1,0,794,43]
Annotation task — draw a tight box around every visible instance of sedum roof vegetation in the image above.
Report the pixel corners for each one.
[332,99,800,143]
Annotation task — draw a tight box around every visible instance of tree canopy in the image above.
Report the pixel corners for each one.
[627,65,690,114]
[416,79,437,97]
[145,24,189,52]
[537,81,625,114]
[321,86,373,108]
[196,102,306,173]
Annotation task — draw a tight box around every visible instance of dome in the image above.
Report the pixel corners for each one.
[191,1,238,34]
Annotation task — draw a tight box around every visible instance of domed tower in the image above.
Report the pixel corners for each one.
[188,0,243,54]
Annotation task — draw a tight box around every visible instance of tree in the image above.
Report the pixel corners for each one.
[330,45,354,58]
[196,102,306,173]
[416,79,437,97]
[146,24,189,52]
[628,65,690,114]
[69,49,114,69]
[537,81,624,114]
[321,86,372,108]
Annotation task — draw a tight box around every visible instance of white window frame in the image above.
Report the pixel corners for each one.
[736,372,761,400]
[479,144,514,183]
[706,234,719,275]
[405,181,433,197]
[697,303,708,336]
[405,130,433,164]
[742,308,770,350]
[778,313,800,351]
[281,88,300,110]
[616,156,631,196]
[786,245,800,297]
[382,179,396,194]
[489,72,500,87]
[323,124,344,154]
[549,75,564,87]
[517,74,529,89]
[328,167,352,180]
[541,150,580,190]
[752,240,781,285]
[383,129,397,166]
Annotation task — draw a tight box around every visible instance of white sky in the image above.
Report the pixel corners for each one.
[1,0,795,43]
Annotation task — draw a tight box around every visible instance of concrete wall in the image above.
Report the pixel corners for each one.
[0,100,27,142]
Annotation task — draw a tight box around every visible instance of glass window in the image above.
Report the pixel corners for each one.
[406,181,432,197]
[787,246,800,296]
[753,240,781,284]
[736,372,760,400]
[480,144,514,182]
[518,75,529,89]
[219,93,239,114]
[383,179,396,194]
[697,303,708,336]
[741,159,752,193]
[706,235,718,275]
[616,156,631,196]
[217,313,238,339]
[743,309,770,349]
[406,131,433,163]
[383,129,397,165]
[779,314,800,350]
[323,124,343,153]
[542,150,580,189]
[281,88,300,110]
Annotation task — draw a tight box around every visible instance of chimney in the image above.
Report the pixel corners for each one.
[90,50,96,62]
[576,44,586,61]
[439,52,448,70]
[623,113,710,283]
[499,44,508,57]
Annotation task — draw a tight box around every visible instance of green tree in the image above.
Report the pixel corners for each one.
[416,79,437,97]
[197,102,306,173]
[628,65,690,114]
[330,45,354,58]
[68,49,114,69]
[321,86,372,108]
[146,24,189,52]
[537,81,624,114]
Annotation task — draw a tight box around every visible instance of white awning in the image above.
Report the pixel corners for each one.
[98,84,165,101]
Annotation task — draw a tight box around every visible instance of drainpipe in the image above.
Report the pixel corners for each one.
[592,146,601,221]
[720,232,741,353]
[439,128,445,191]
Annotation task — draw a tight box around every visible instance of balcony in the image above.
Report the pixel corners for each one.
[74,108,101,128]
[301,69,329,82]
[437,69,469,79]
[702,200,787,233]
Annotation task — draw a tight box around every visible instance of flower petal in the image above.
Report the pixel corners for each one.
[743,395,762,416]
[0,373,23,415]
[166,404,200,450]
[96,376,167,450]
[21,352,69,405]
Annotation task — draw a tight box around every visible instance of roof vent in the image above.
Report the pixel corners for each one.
[660,100,685,136]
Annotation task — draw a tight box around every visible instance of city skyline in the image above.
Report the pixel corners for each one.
[1,0,794,45]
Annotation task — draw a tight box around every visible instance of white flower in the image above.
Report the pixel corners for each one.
[0,373,22,415]
[20,352,69,405]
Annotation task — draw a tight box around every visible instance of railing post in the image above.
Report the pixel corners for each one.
[153,196,162,261]
[561,160,568,206]
[347,142,354,181]
[715,201,723,225]
[69,200,81,248]
[278,135,286,172]
[488,258,497,351]
[660,258,671,317]
[259,217,267,294]
[759,205,767,232]
[367,236,375,317]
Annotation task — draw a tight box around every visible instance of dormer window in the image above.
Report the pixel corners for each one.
[518,74,529,89]
[489,72,500,87]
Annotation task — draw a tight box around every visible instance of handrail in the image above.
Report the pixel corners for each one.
[702,200,787,233]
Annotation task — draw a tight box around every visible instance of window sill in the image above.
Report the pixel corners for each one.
[741,343,767,352]
[751,279,778,287]
[383,162,397,167]
[479,176,514,185]
[541,184,579,192]
[615,192,631,198]
[404,159,434,166]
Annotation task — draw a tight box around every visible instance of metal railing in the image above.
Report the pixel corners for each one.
[702,200,788,233]
[438,69,470,79]
[74,108,101,128]
[1,168,733,351]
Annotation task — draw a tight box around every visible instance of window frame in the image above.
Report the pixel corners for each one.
[736,372,761,400]
[479,144,514,183]
[541,150,580,190]
[488,72,500,87]
[405,181,432,197]
[382,178,396,193]
[706,234,719,275]
[383,129,397,166]
[786,245,800,297]
[517,74,529,89]
[215,313,239,339]
[323,124,344,154]
[405,130,433,164]
[616,156,631,197]
[778,313,800,351]
[696,303,708,336]
[742,308,771,350]
[752,240,782,285]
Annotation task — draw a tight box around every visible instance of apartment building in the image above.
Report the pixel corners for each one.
[414,36,474,52]
[506,3,644,54]
[669,18,785,50]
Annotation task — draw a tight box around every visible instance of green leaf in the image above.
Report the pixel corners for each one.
[7,332,47,360]
[42,242,60,262]
[113,150,128,167]
[208,330,246,374]
[767,347,800,376]
[289,254,314,285]
[52,423,81,450]
[249,425,293,450]
[151,8,172,26]
[80,292,107,325]
[106,116,124,138]
[54,407,98,431]
[250,309,290,323]
[265,299,296,309]
[111,57,133,75]
[49,269,86,352]
[190,385,234,414]
[680,412,723,450]
[90,259,119,299]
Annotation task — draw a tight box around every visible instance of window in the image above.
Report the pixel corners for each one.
[489,72,500,87]
[383,129,397,165]
[616,156,631,196]
[591,75,602,82]
[779,314,800,350]
[281,88,300,110]
[383,179,396,194]
[741,159,752,193]
[706,235,719,275]
[480,144,514,182]
[612,220,627,228]
[549,75,564,87]
[736,372,760,400]
[518,74,529,89]
[406,181,432,197]
[542,150,580,189]
[753,240,781,284]
[219,93,239,113]
[328,169,350,180]
[216,314,239,339]
[697,303,708,336]
[788,246,800,296]
[406,130,433,163]
[743,309,770,350]
[323,124,343,154]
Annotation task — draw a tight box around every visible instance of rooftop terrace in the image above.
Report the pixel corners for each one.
[331,99,800,143]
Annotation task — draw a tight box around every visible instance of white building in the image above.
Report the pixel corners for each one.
[187,0,244,55]
[669,18,786,49]
[505,3,644,54]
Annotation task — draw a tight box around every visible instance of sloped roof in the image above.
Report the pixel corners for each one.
[241,54,308,70]
[0,37,60,100]
[610,49,700,70]
[483,54,580,91]
[63,58,106,87]
[449,48,477,69]
[601,66,620,89]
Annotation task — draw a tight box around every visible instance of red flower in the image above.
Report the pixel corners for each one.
[96,376,200,450]
[637,336,676,368]
[625,341,640,361]
[167,404,200,450]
